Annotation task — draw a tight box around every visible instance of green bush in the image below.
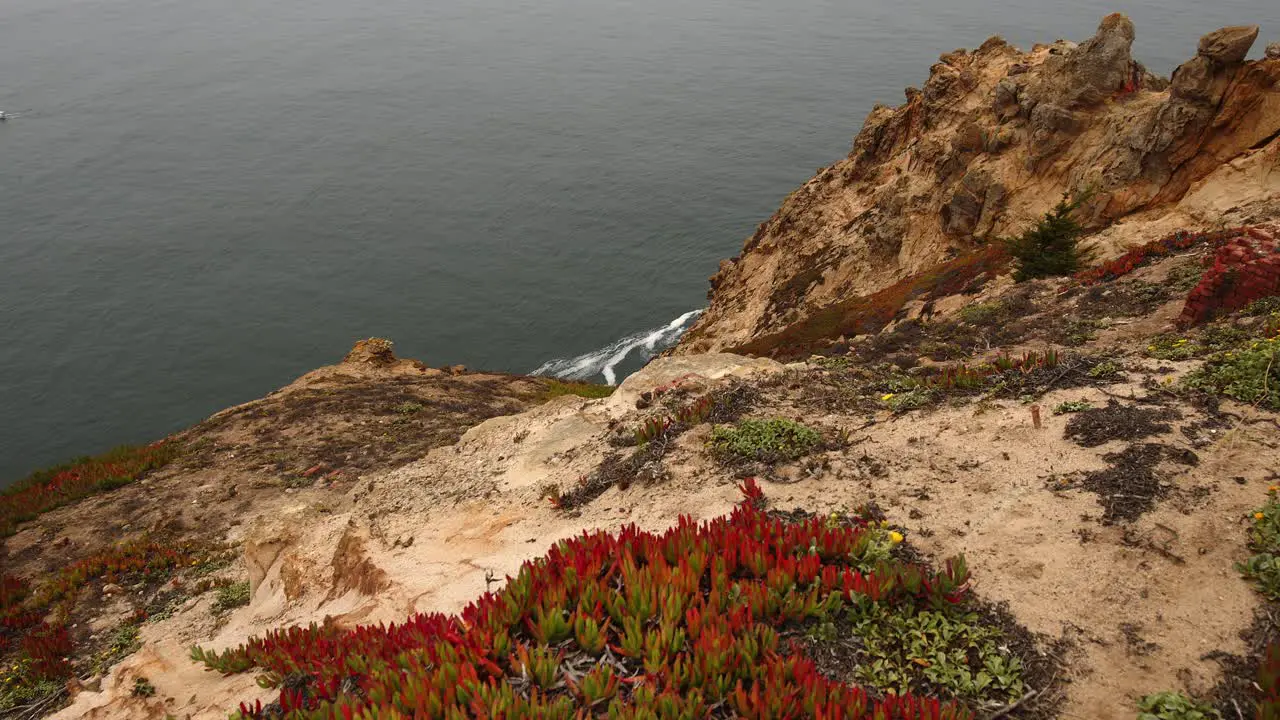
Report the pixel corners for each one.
[1004,194,1092,282]
[213,581,251,613]
[959,302,1002,326]
[1238,488,1280,599]
[1245,297,1280,317]
[131,676,156,698]
[1136,691,1220,719]
[1053,400,1092,414]
[709,419,821,463]
[393,401,424,415]
[1185,335,1280,410]
[882,388,937,412]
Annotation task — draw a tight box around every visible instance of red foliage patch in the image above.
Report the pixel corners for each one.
[1260,640,1280,720]
[1072,227,1251,286]
[197,480,977,719]
[1178,229,1280,328]
[0,541,193,684]
[732,245,1009,359]
[1,441,179,536]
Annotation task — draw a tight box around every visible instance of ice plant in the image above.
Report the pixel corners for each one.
[1,441,180,536]
[196,479,979,719]
[0,539,196,686]
[1073,227,1251,286]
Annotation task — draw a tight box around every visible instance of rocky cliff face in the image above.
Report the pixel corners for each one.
[677,16,1280,354]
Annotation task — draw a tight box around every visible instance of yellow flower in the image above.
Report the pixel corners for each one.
[889,531,904,544]
[1270,485,1279,492]
[881,393,895,401]
[1256,512,1266,520]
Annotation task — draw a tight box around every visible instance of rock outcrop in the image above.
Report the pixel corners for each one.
[677,16,1280,355]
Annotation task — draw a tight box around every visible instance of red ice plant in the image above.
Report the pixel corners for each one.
[1,441,180,536]
[196,479,976,719]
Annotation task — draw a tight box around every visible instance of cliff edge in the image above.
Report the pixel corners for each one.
[677,17,1280,355]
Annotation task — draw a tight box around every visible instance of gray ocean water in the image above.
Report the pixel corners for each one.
[0,0,1272,484]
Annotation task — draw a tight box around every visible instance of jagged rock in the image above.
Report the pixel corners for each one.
[978,35,1008,53]
[1030,102,1078,133]
[992,77,1021,121]
[1197,25,1258,65]
[1267,43,1280,60]
[1031,13,1136,108]
[1170,55,1217,103]
[941,169,997,237]
[676,14,1280,355]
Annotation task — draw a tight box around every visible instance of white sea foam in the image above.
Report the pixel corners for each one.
[533,309,703,385]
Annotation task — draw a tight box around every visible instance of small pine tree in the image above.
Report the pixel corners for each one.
[1004,193,1092,281]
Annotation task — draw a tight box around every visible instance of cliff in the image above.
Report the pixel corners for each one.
[677,17,1280,355]
[3,15,1280,720]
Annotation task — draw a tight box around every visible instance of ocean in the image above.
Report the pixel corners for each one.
[0,0,1272,483]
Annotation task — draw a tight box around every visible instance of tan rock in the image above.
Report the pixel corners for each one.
[342,337,396,366]
[1197,25,1259,65]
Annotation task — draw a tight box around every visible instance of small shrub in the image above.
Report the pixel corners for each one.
[1245,297,1280,317]
[131,676,156,698]
[1136,690,1220,719]
[1058,319,1102,346]
[93,624,141,673]
[1238,487,1280,599]
[1166,261,1208,291]
[213,581,251,613]
[392,401,424,415]
[881,389,937,412]
[1088,360,1122,379]
[538,380,615,401]
[709,419,821,463]
[0,659,61,713]
[1146,334,1197,360]
[1053,400,1092,414]
[959,302,1002,326]
[1004,194,1092,282]
[1185,335,1280,410]
[811,355,854,371]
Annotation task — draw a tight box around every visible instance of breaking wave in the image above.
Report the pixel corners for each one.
[532,309,704,385]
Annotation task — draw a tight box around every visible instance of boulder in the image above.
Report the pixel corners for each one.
[1022,13,1137,110]
[343,337,396,366]
[941,169,992,237]
[1266,42,1280,60]
[992,77,1021,121]
[1197,25,1259,65]
[1170,55,1216,103]
[1065,13,1135,105]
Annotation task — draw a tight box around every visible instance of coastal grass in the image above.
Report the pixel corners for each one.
[0,441,181,537]
[536,379,615,401]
